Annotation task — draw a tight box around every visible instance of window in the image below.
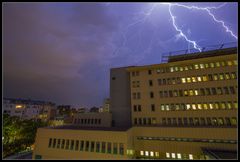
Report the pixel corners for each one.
[167,78,171,84]
[166,152,170,158]
[136,71,139,76]
[163,79,166,85]
[197,104,202,110]
[148,70,152,75]
[138,105,141,112]
[225,73,230,80]
[80,140,84,151]
[197,76,202,82]
[132,72,135,77]
[212,118,218,125]
[184,90,188,96]
[167,118,172,125]
[220,102,226,109]
[140,151,144,156]
[159,91,163,98]
[178,118,183,125]
[187,77,191,83]
[189,118,194,125]
[96,142,100,153]
[207,118,212,126]
[53,138,56,148]
[205,63,209,68]
[200,88,205,96]
[215,62,220,67]
[133,105,137,112]
[179,90,183,97]
[192,104,196,110]
[189,90,194,96]
[183,118,188,125]
[134,118,137,125]
[101,142,105,153]
[179,67,184,71]
[137,92,141,99]
[205,88,211,95]
[213,74,218,80]
[189,154,193,160]
[148,118,151,125]
[160,104,165,111]
[152,118,156,124]
[172,78,176,84]
[194,64,199,69]
[172,153,176,158]
[220,61,225,66]
[215,102,220,109]
[138,118,142,125]
[176,77,181,84]
[192,77,197,82]
[149,80,153,86]
[229,86,235,94]
[113,143,118,154]
[57,139,61,149]
[173,90,178,97]
[230,117,237,126]
[217,87,222,95]
[223,87,229,94]
[210,63,215,68]
[218,118,224,126]
[194,89,199,96]
[143,118,147,125]
[169,90,173,97]
[227,60,233,66]
[164,91,168,97]
[231,72,237,79]
[177,153,182,159]
[200,64,205,69]
[151,104,155,112]
[61,139,65,149]
[202,75,208,81]
[162,118,166,125]
[156,69,161,73]
[208,74,213,81]
[200,118,206,125]
[219,73,224,80]
[119,143,124,155]
[150,92,154,98]
[133,93,136,99]
[181,78,186,83]
[233,60,237,65]
[48,138,52,148]
[70,140,74,150]
[173,118,177,125]
[170,67,174,72]
[233,101,238,109]
[158,79,162,85]
[65,140,70,150]
[211,88,217,95]
[209,103,214,109]
[91,141,95,152]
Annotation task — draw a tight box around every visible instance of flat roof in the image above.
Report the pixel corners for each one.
[46,125,130,131]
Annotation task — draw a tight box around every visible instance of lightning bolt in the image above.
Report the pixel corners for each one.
[110,2,237,60]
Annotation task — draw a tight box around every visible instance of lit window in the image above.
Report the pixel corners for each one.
[184,90,188,96]
[181,78,186,83]
[203,104,208,110]
[177,153,182,159]
[194,64,199,69]
[219,74,224,80]
[231,72,237,79]
[166,105,170,111]
[187,77,191,83]
[215,102,219,109]
[145,151,149,156]
[233,60,237,65]
[172,153,176,158]
[166,152,170,158]
[150,151,154,157]
[184,66,188,70]
[213,74,218,80]
[189,154,193,160]
[192,77,196,82]
[160,105,165,111]
[226,102,232,109]
[221,102,226,109]
[210,63,215,68]
[156,69,161,73]
[189,90,194,96]
[225,73,230,80]
[233,101,238,109]
[209,103,214,109]
[170,67,174,72]
[227,61,233,66]
[155,152,159,157]
[202,76,208,81]
[197,104,202,110]
[220,61,225,66]
[179,67,184,71]
[186,104,191,110]
[205,63,209,68]
[200,64,205,69]
[175,67,179,71]
[194,90,199,95]
[197,77,202,82]
[215,62,220,67]
[140,151,144,156]
[192,104,196,110]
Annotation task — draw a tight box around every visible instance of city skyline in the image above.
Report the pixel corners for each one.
[3,2,238,107]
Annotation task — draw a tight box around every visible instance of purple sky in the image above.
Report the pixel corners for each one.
[3,2,238,108]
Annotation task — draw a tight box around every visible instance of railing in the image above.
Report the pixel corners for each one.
[161,42,237,63]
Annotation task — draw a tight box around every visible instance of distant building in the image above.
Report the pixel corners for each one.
[3,98,56,121]
[78,108,87,113]
[89,107,99,113]
[102,98,110,113]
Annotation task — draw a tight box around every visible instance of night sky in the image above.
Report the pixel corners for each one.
[3,2,238,108]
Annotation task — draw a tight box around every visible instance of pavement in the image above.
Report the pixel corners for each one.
[4,151,32,160]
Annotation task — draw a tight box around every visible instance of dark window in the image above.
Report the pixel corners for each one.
[149,80,153,86]
[91,141,95,152]
[158,79,162,85]
[207,118,212,126]
[229,86,235,94]
[150,92,154,98]
[200,118,206,126]
[200,88,205,96]
[223,87,229,94]
[143,118,147,125]
[133,105,137,112]
[65,140,70,150]
[95,119,98,124]
[132,72,135,77]
[134,118,137,125]
[80,140,84,151]
[85,141,89,151]
[225,117,231,126]
[183,118,188,125]
[169,90,173,97]
[151,104,155,112]
[159,91,163,98]
[167,78,172,85]
[75,140,79,150]
[136,71,139,76]
[164,91,168,97]
[217,87,223,95]
[96,142,100,153]
[194,118,200,126]
[148,70,152,75]
[208,74,213,81]
[107,142,111,154]
[162,118,166,125]
[189,118,194,125]
[57,139,61,148]
[98,119,101,124]
[137,92,141,99]
[53,138,56,148]
[206,88,211,95]
[91,119,94,124]
[70,140,74,150]
[138,105,141,112]
[112,77,116,80]
[211,88,217,95]
[179,90,183,97]
[119,143,124,155]
[88,119,90,124]
[138,118,142,125]
[113,143,118,154]
[163,79,166,85]
[167,118,171,125]
[178,118,182,125]
[48,138,52,148]
[173,118,177,125]
[61,139,65,149]
[148,118,151,125]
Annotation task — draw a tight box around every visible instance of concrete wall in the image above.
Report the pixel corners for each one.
[110,67,131,128]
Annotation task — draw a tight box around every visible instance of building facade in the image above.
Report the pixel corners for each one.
[33,47,237,159]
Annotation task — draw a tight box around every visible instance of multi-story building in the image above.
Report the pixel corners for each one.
[100,98,110,113]
[33,47,237,160]
[3,98,56,121]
